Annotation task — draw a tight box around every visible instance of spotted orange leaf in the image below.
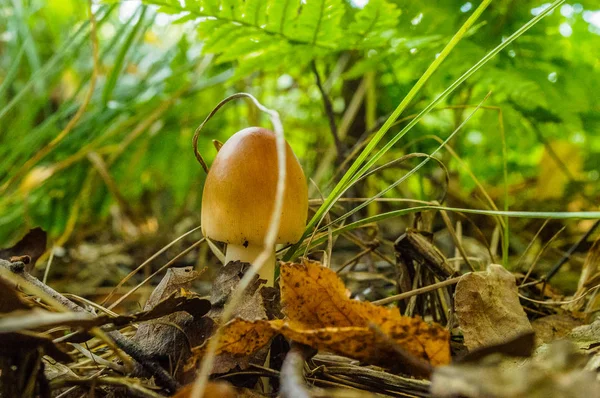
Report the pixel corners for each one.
[280,260,450,365]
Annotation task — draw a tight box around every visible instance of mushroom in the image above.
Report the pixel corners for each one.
[201,127,308,285]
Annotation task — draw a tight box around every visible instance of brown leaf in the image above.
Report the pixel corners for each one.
[0,276,30,313]
[570,236,600,312]
[568,319,600,350]
[457,331,535,363]
[273,320,434,375]
[0,228,47,271]
[186,262,274,378]
[193,319,277,358]
[190,260,450,375]
[431,340,600,398]
[455,264,533,351]
[142,266,201,309]
[280,260,450,366]
[532,314,583,345]
[132,267,210,382]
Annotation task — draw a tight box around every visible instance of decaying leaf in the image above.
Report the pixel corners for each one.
[567,236,600,312]
[455,264,533,351]
[193,319,277,358]
[190,260,450,375]
[431,340,600,397]
[0,286,211,335]
[173,381,237,398]
[568,319,600,350]
[0,228,47,271]
[531,314,583,345]
[457,331,536,363]
[187,262,274,376]
[0,276,30,313]
[132,267,210,381]
[280,260,450,366]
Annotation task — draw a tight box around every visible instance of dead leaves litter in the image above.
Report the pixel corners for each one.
[280,260,450,366]
[191,259,450,373]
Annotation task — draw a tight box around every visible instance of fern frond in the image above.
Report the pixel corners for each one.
[265,0,298,37]
[142,0,404,77]
[346,0,401,49]
[293,0,345,46]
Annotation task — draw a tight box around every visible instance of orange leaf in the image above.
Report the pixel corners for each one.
[173,381,237,398]
[280,260,450,365]
[191,319,276,358]
[188,260,450,373]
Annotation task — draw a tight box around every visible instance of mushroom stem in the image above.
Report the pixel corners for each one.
[225,244,276,286]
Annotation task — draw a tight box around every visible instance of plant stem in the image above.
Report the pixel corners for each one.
[226,244,276,286]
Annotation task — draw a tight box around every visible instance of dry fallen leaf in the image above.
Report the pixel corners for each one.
[132,267,210,381]
[190,260,450,374]
[280,260,450,366]
[0,275,30,313]
[0,228,47,271]
[568,319,600,350]
[209,261,274,375]
[455,264,533,351]
[531,314,583,346]
[173,381,237,398]
[431,340,600,398]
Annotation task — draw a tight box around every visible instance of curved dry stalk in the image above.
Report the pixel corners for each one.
[371,276,462,306]
[101,225,202,306]
[107,238,204,310]
[190,93,287,398]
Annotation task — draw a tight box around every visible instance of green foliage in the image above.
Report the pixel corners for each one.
[0,0,599,252]
[142,0,401,75]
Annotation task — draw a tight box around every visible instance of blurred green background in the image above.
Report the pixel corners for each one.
[0,1,599,293]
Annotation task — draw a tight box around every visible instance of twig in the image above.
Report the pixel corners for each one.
[0,260,180,393]
[50,376,164,398]
[544,219,600,282]
[101,226,202,306]
[311,60,342,160]
[280,344,316,398]
[371,275,462,306]
[107,238,204,310]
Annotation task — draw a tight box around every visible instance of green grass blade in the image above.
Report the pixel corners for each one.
[326,92,491,229]
[351,0,565,184]
[0,4,116,122]
[11,0,44,92]
[102,6,147,106]
[284,0,493,261]
[295,206,600,258]
[0,45,25,102]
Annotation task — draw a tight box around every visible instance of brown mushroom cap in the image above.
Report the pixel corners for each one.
[201,127,308,246]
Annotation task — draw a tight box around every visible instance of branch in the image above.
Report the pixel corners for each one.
[311,60,343,161]
[0,260,180,393]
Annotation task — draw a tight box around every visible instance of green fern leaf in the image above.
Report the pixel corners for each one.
[242,0,268,26]
[293,0,344,46]
[265,0,299,37]
[346,0,401,49]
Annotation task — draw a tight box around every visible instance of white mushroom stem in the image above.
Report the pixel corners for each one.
[225,244,276,286]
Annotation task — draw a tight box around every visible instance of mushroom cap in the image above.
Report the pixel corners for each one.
[201,127,308,246]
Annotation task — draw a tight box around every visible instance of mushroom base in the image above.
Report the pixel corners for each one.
[225,244,276,286]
